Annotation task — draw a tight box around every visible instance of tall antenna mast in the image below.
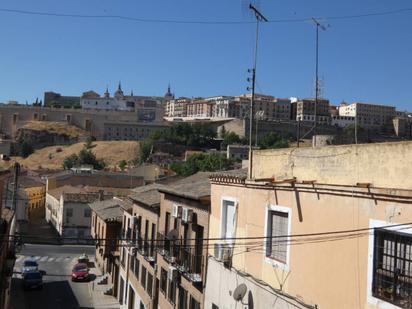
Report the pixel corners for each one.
[247,3,268,179]
[311,17,327,146]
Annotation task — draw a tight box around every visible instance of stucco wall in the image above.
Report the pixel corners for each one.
[209,181,412,309]
[252,141,412,190]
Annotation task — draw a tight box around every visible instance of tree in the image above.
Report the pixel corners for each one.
[343,124,364,138]
[19,141,34,158]
[258,132,289,149]
[221,132,242,150]
[62,144,105,170]
[170,153,234,176]
[138,141,153,164]
[118,160,127,171]
[62,154,79,169]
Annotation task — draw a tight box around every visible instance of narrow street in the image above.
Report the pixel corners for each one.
[11,244,96,309]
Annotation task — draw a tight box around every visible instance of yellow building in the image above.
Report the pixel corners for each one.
[205,141,412,309]
[19,176,46,221]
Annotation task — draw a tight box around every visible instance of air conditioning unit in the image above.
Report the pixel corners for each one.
[167,266,178,281]
[181,208,193,223]
[172,205,181,218]
[214,243,232,263]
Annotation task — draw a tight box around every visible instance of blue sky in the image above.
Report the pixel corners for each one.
[0,0,411,110]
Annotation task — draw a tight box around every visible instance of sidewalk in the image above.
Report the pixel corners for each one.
[89,264,120,309]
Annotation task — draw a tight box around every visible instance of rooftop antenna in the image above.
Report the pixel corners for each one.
[246,2,268,179]
[311,18,329,146]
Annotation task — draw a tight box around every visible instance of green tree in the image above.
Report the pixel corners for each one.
[62,154,79,169]
[19,141,34,158]
[221,132,242,150]
[62,145,105,170]
[118,160,127,171]
[343,124,364,138]
[138,141,153,164]
[258,132,289,149]
[170,152,234,176]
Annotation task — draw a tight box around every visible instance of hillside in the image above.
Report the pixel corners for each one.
[7,141,139,170]
[21,121,89,138]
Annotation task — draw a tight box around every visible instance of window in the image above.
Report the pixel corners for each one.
[221,199,236,240]
[168,278,177,304]
[119,277,125,304]
[189,296,200,309]
[66,208,73,217]
[160,268,167,295]
[134,258,140,280]
[147,273,153,296]
[141,266,147,290]
[178,287,188,309]
[84,208,91,217]
[372,229,412,308]
[266,208,289,264]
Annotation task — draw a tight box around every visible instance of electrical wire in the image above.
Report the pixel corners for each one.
[0,7,411,25]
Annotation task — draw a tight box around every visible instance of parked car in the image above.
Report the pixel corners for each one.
[21,258,38,275]
[71,263,89,282]
[22,271,43,290]
[77,253,89,264]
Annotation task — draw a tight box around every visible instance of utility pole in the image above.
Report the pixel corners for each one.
[311,18,327,147]
[255,110,264,147]
[247,3,268,179]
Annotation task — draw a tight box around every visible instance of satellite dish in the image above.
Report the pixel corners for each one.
[233,283,247,302]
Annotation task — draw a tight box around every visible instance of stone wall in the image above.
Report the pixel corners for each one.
[252,140,412,190]
[0,105,165,140]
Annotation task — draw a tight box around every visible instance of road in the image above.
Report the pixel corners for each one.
[11,244,96,309]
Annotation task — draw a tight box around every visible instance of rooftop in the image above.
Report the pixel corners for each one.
[158,172,212,201]
[129,184,168,208]
[89,198,131,222]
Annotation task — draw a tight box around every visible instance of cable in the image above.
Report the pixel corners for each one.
[0,7,411,25]
[6,221,412,243]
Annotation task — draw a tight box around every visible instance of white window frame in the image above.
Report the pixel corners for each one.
[367,219,412,309]
[263,204,292,271]
[220,196,238,244]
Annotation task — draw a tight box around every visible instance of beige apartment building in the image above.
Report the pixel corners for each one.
[294,98,330,124]
[90,197,131,298]
[339,102,396,128]
[165,97,191,118]
[205,141,412,309]
[156,173,210,309]
[186,99,215,118]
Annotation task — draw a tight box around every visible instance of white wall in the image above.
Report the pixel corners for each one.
[204,257,308,309]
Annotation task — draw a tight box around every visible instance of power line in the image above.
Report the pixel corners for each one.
[0,7,411,25]
[7,221,412,244]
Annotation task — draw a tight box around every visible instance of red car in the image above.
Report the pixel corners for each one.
[71,263,89,282]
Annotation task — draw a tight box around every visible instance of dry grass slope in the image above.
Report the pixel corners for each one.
[22,121,89,137]
[9,141,139,170]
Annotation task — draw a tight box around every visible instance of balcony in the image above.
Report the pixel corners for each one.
[176,248,204,283]
[156,232,171,258]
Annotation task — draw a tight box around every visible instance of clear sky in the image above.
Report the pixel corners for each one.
[0,0,411,110]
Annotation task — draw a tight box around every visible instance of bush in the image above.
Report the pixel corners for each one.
[118,160,127,171]
[19,141,34,158]
[62,145,105,170]
[170,152,234,176]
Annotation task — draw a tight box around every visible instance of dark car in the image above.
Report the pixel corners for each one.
[23,271,43,290]
[71,263,89,282]
[21,258,39,275]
